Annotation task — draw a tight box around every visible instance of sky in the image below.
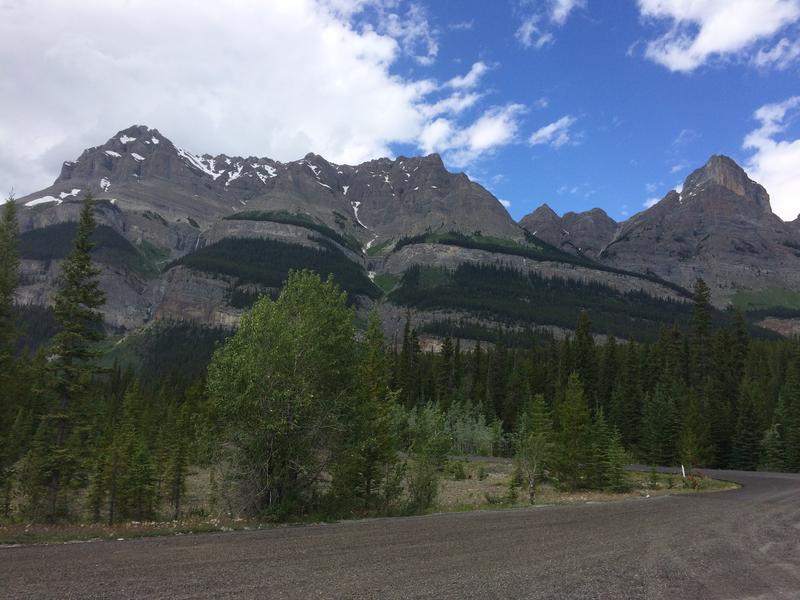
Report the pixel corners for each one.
[1,0,799,222]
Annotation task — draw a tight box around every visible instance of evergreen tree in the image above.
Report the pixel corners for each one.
[690,278,712,387]
[679,392,712,470]
[331,310,400,512]
[731,381,761,471]
[760,424,786,472]
[554,373,592,490]
[43,193,106,521]
[0,197,21,513]
[603,428,630,492]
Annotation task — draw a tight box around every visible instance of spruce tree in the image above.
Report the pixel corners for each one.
[760,424,786,472]
[0,197,20,514]
[331,310,400,512]
[554,373,592,490]
[731,381,761,471]
[44,193,106,521]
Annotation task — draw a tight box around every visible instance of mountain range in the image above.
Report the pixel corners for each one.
[13,125,800,344]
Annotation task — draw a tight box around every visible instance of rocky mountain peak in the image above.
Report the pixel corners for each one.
[681,155,771,214]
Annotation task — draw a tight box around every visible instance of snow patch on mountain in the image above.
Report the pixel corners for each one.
[25,196,61,207]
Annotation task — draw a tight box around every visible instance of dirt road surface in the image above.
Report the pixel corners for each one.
[2,469,799,599]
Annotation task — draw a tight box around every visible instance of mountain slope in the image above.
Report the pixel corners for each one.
[14,127,792,342]
[599,155,800,307]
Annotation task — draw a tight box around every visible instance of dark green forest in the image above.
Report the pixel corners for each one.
[1,195,799,527]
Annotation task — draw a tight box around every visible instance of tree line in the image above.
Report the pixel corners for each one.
[0,194,798,525]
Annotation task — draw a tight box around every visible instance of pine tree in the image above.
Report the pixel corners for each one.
[690,278,712,387]
[730,380,761,471]
[554,373,592,490]
[780,352,800,471]
[574,312,597,411]
[331,310,400,512]
[760,424,786,472]
[43,193,106,521]
[163,408,189,520]
[604,428,630,492]
[679,392,712,470]
[0,197,21,514]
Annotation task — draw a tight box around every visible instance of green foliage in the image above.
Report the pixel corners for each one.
[170,237,380,300]
[513,394,554,503]
[405,404,450,512]
[553,373,593,490]
[389,264,698,341]
[393,229,690,297]
[207,271,357,516]
[43,193,107,521]
[224,210,363,254]
[19,222,161,279]
[330,310,402,513]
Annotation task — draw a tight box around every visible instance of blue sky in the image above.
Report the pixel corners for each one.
[374,0,800,221]
[2,0,799,221]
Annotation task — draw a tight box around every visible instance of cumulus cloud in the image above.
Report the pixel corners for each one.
[743,96,800,221]
[0,0,523,196]
[529,116,577,147]
[420,104,527,166]
[499,199,512,208]
[638,0,800,72]
[515,0,584,49]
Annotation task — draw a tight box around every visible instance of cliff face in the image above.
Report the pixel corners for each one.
[598,155,800,305]
[14,127,800,340]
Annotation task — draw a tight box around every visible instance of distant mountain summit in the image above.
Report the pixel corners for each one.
[520,205,617,259]
[26,124,520,245]
[13,127,800,341]
[599,155,800,305]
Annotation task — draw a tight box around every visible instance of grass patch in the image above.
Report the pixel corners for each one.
[732,287,800,313]
[373,272,401,294]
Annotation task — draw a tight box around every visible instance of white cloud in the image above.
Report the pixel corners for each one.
[753,37,800,69]
[377,2,439,65]
[529,115,577,147]
[551,0,587,25]
[422,104,527,167]
[743,96,800,221]
[638,0,800,72]
[446,62,489,89]
[515,16,555,49]
[499,199,512,208]
[516,0,584,49]
[644,197,660,208]
[0,0,525,196]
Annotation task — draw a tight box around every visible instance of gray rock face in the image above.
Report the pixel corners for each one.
[599,155,800,305]
[519,205,617,259]
[14,127,800,335]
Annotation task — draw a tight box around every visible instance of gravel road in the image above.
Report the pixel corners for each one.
[2,469,799,599]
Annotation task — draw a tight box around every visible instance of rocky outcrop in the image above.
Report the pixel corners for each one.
[519,205,617,259]
[599,155,800,306]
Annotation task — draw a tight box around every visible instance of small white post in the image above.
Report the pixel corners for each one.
[681,464,686,478]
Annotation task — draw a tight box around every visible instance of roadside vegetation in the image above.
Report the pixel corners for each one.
[0,194,796,544]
